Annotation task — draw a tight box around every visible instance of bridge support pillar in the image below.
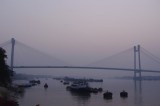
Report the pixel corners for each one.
[134,45,142,80]
[10,38,15,71]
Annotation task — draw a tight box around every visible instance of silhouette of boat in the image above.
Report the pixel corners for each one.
[120,90,128,98]
[44,83,48,88]
[66,80,103,94]
[67,81,90,92]
[103,91,113,99]
[63,81,69,85]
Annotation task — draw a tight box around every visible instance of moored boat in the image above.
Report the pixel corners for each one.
[66,80,104,94]
[44,83,48,88]
[120,90,128,98]
[103,91,113,99]
[67,81,90,92]
[63,81,69,85]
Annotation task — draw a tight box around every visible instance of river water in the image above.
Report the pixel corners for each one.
[17,77,160,106]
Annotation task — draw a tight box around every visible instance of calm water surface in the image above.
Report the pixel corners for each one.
[17,78,160,106]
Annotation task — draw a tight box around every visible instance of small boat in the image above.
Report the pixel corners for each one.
[66,80,103,94]
[29,80,41,85]
[63,81,69,85]
[17,83,32,88]
[44,83,48,88]
[98,88,103,92]
[67,81,90,92]
[120,90,128,98]
[17,84,32,88]
[103,91,113,99]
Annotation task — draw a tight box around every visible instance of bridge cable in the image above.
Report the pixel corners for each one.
[14,40,69,66]
[141,47,160,65]
[87,47,133,67]
[0,40,11,48]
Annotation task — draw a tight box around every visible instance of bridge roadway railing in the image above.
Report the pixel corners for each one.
[13,66,160,73]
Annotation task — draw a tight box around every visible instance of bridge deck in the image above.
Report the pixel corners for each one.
[13,66,160,73]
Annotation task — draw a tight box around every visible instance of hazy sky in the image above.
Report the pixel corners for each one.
[0,0,160,65]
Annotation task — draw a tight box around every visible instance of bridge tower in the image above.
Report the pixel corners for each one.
[134,45,142,80]
[10,38,15,71]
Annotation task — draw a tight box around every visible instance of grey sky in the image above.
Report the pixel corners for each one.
[0,0,160,65]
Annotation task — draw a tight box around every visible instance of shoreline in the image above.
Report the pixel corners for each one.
[0,87,18,106]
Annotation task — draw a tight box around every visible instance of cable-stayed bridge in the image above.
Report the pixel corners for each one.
[1,38,160,80]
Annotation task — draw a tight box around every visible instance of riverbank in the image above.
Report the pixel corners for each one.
[0,87,18,106]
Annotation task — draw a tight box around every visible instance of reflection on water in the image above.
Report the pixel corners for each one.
[68,90,91,105]
[17,78,160,106]
[134,80,142,105]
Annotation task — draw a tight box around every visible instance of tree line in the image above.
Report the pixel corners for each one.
[0,47,13,88]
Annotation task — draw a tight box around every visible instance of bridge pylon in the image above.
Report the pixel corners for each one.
[134,45,142,80]
[10,38,15,71]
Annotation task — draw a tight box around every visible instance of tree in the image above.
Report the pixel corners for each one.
[0,47,13,87]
